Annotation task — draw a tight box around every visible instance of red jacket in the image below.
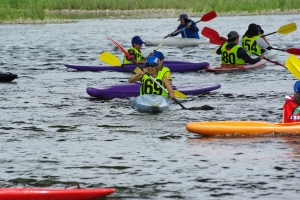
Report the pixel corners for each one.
[282,96,300,123]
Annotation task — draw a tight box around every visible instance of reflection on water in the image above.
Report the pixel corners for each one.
[0,14,300,199]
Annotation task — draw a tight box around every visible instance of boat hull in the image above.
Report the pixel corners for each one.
[0,73,18,82]
[130,94,171,113]
[86,83,221,100]
[0,188,115,200]
[205,60,267,72]
[65,61,209,73]
[144,37,210,47]
[186,121,300,137]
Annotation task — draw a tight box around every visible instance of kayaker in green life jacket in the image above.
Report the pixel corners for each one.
[216,31,265,67]
[153,51,172,84]
[240,23,272,54]
[128,56,175,98]
[123,36,148,64]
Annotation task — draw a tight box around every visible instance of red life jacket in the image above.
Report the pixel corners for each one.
[282,96,300,123]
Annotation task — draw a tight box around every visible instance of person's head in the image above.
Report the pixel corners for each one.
[246,23,259,36]
[178,14,189,25]
[227,31,239,43]
[131,36,144,50]
[145,56,160,75]
[153,51,164,69]
[257,25,264,35]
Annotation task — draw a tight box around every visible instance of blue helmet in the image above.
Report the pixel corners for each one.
[153,51,164,59]
[294,80,300,93]
[146,56,159,65]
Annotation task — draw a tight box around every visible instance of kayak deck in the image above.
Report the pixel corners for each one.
[186,121,300,137]
[205,60,267,72]
[0,188,115,200]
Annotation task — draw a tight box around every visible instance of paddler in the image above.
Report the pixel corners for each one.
[128,56,175,98]
[241,23,272,54]
[167,14,200,39]
[153,51,172,84]
[123,36,149,64]
[282,80,300,123]
[257,25,270,46]
[216,31,265,67]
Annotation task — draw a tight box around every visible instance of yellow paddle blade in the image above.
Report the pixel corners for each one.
[174,90,187,98]
[277,23,297,34]
[133,67,140,73]
[98,52,121,66]
[286,55,300,79]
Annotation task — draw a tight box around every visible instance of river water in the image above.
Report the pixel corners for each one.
[0,14,300,199]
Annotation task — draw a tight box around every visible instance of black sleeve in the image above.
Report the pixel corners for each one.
[237,47,261,64]
[216,45,223,55]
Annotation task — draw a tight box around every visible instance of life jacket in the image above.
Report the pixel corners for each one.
[282,96,300,123]
[123,48,144,64]
[221,43,245,64]
[140,71,167,97]
[242,35,261,54]
[160,66,171,80]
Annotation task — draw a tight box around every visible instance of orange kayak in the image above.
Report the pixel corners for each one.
[186,121,300,136]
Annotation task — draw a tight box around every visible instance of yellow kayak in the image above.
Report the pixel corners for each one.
[186,121,300,136]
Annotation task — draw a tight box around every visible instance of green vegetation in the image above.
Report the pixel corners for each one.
[0,0,299,21]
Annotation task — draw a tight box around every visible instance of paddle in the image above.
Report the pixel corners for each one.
[99,52,134,73]
[133,42,164,73]
[108,37,187,109]
[163,11,217,39]
[286,55,300,79]
[262,23,297,37]
[269,47,300,56]
[99,51,187,99]
[201,27,286,67]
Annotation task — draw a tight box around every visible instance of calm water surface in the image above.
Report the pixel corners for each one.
[0,15,300,199]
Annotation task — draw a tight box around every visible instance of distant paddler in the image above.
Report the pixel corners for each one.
[216,31,265,67]
[128,56,175,98]
[123,36,152,64]
[240,23,272,54]
[167,14,200,39]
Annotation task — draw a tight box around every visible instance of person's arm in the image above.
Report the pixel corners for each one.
[216,45,222,55]
[188,21,199,32]
[128,69,146,83]
[237,47,264,64]
[162,77,174,98]
[256,37,269,49]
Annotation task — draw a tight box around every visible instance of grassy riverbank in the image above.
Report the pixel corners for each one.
[0,0,299,22]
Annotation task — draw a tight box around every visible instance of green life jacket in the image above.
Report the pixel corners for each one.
[221,43,245,64]
[242,35,261,54]
[123,48,144,64]
[140,71,167,97]
[160,66,171,80]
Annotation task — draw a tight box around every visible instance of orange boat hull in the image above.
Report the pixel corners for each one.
[186,121,300,136]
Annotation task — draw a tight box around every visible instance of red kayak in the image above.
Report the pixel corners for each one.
[205,60,267,72]
[0,188,115,200]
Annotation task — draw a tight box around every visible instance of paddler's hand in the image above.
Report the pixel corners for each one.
[168,91,175,98]
[167,34,172,37]
[259,55,265,59]
[138,68,148,76]
[186,22,192,29]
[148,52,154,56]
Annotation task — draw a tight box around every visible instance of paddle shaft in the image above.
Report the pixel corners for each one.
[131,59,187,109]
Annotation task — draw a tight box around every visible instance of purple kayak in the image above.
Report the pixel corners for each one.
[86,82,221,100]
[65,61,209,73]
